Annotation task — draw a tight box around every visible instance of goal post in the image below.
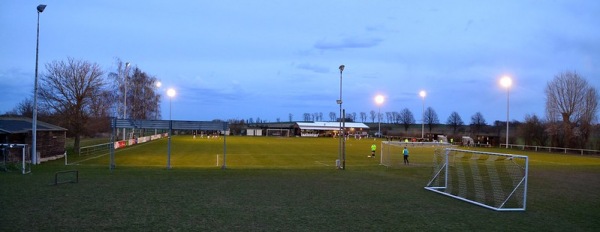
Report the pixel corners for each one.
[425,148,528,211]
[266,129,290,137]
[0,144,31,174]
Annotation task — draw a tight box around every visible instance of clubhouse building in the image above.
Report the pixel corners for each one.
[246,121,370,137]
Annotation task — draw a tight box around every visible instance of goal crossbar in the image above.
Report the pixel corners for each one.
[424,148,529,211]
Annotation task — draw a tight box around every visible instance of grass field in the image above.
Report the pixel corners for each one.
[1,136,600,231]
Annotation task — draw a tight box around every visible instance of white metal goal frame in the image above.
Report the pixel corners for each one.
[424,148,529,211]
[0,143,31,174]
[266,128,290,137]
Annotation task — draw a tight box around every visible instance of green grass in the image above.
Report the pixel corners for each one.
[2,136,600,231]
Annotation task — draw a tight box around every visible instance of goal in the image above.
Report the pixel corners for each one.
[425,148,528,211]
[266,129,290,137]
[0,144,31,174]
[380,141,451,167]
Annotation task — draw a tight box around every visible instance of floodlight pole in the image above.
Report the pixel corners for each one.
[110,117,116,170]
[500,76,512,148]
[506,87,510,148]
[503,77,512,148]
[154,81,161,135]
[419,91,426,140]
[378,106,381,137]
[338,65,345,170]
[166,88,175,170]
[122,62,130,141]
[32,4,46,165]
[375,95,384,138]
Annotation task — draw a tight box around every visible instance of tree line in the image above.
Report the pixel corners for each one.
[2,60,598,150]
[291,72,599,149]
[3,57,161,152]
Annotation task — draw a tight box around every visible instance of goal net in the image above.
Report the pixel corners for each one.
[266,129,290,137]
[425,148,528,211]
[380,141,451,167]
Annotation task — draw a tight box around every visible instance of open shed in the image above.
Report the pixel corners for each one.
[0,117,67,163]
[295,121,370,137]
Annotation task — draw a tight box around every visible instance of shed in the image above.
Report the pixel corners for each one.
[0,117,67,163]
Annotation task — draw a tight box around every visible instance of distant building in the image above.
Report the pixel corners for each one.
[295,121,370,137]
[0,117,67,163]
[243,121,370,137]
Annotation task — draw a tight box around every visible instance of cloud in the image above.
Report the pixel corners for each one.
[314,36,383,50]
[296,63,329,73]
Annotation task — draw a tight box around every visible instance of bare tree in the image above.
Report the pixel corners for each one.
[228,119,245,135]
[108,58,131,119]
[392,111,400,124]
[345,113,353,122]
[385,112,392,123]
[360,112,367,122]
[369,110,376,123]
[288,113,293,122]
[329,112,336,121]
[11,98,34,117]
[518,114,548,146]
[127,68,161,120]
[303,113,311,121]
[39,57,107,152]
[399,108,415,132]
[446,111,463,135]
[545,71,599,148]
[470,112,486,135]
[424,107,439,133]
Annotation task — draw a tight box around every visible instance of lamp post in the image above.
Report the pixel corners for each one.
[32,4,46,165]
[166,88,176,169]
[122,62,130,141]
[155,81,162,120]
[500,76,512,148]
[154,81,162,135]
[375,95,384,138]
[337,64,345,170]
[419,90,426,140]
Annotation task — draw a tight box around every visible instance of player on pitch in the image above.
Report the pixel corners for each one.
[403,147,409,165]
[370,144,376,158]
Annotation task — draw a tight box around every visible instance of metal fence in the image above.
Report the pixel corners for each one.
[501,144,600,156]
[79,142,112,156]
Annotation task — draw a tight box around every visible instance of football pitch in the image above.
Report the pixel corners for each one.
[1,136,599,231]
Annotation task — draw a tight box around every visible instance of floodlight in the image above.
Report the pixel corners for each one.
[167,88,176,97]
[37,4,46,13]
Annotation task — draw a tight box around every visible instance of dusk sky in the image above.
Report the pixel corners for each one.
[2,1,599,123]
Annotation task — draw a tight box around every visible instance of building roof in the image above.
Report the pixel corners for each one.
[296,121,370,130]
[0,117,67,134]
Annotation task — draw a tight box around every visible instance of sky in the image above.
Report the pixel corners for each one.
[1,1,599,123]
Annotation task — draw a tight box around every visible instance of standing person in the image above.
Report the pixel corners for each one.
[403,147,409,165]
[370,144,377,158]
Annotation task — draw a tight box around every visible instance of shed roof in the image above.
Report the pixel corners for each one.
[0,117,67,134]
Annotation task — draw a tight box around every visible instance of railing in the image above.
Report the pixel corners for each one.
[500,144,600,155]
[79,142,112,156]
